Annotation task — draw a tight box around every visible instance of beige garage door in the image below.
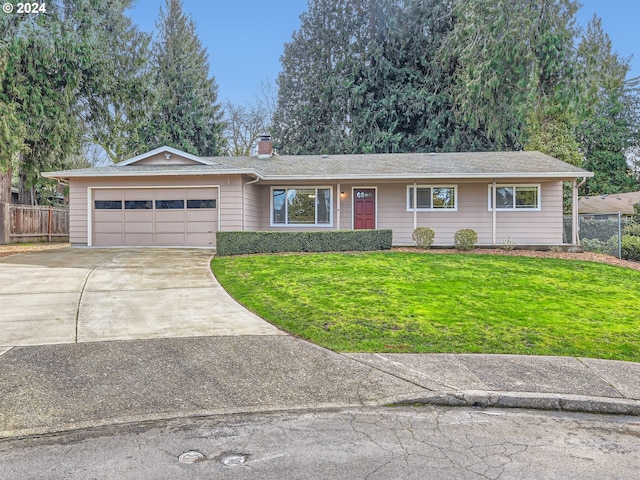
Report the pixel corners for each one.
[92,188,218,247]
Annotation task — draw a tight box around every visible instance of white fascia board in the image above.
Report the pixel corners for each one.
[42,168,260,178]
[116,146,213,166]
[258,172,594,181]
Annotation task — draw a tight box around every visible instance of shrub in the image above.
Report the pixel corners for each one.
[581,238,606,254]
[500,236,516,251]
[454,229,478,251]
[623,222,640,237]
[412,227,435,249]
[621,235,640,261]
[216,230,393,256]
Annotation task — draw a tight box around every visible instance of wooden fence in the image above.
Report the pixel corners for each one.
[0,203,69,244]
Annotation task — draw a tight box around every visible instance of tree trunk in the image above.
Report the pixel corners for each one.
[0,160,11,205]
[18,170,33,205]
[0,162,11,244]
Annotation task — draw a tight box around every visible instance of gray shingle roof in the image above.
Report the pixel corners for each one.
[579,191,640,215]
[43,151,593,180]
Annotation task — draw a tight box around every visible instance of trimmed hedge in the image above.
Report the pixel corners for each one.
[216,230,393,256]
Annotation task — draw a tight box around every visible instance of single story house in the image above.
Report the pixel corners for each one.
[43,139,593,248]
[578,191,640,220]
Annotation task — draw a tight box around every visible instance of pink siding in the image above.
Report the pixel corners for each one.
[251,180,565,246]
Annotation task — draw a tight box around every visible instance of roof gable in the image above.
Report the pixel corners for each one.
[117,146,215,166]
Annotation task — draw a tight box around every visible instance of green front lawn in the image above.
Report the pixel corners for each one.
[211,252,640,361]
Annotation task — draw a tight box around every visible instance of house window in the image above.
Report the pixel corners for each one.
[407,186,457,211]
[271,187,332,226]
[488,185,540,210]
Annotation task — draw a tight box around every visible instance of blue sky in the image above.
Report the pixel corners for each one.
[127,0,639,106]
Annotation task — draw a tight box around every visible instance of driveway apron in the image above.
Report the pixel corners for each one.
[0,248,282,348]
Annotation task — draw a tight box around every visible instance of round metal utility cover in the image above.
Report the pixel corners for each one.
[219,453,248,467]
[179,451,206,464]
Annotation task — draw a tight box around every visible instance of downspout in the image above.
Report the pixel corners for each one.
[242,175,260,231]
[572,177,587,245]
[413,182,417,230]
[492,179,497,245]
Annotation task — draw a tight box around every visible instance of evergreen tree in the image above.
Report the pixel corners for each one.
[574,17,639,194]
[145,0,225,156]
[348,0,486,153]
[273,0,375,155]
[444,0,579,150]
[1,6,83,204]
[73,0,155,163]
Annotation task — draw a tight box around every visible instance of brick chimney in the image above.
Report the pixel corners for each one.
[257,134,273,159]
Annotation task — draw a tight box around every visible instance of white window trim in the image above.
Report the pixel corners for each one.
[406,185,458,212]
[487,184,541,211]
[270,186,334,227]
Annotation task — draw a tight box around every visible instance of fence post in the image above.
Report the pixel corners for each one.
[0,202,8,245]
[618,211,622,259]
[48,206,53,243]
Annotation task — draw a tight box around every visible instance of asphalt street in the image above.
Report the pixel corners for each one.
[2,406,639,480]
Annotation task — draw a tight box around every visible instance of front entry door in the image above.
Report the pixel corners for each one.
[354,189,376,229]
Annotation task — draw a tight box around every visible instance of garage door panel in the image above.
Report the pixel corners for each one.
[186,188,216,199]
[95,233,124,246]
[124,189,152,200]
[155,188,186,200]
[186,222,215,234]
[124,222,153,234]
[155,222,186,233]
[94,190,123,200]
[124,233,154,245]
[93,211,123,223]
[155,210,185,221]
[155,233,186,245]
[187,233,216,246]
[186,210,216,222]
[124,211,154,222]
[94,222,123,233]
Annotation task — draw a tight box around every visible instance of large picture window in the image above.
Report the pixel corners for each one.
[272,187,332,226]
[488,185,540,210]
[407,186,457,211]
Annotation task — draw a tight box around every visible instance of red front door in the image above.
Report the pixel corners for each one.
[354,189,376,229]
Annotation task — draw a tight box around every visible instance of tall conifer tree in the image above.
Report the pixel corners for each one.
[145,0,225,156]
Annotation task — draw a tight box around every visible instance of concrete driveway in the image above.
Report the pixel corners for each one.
[0,248,283,348]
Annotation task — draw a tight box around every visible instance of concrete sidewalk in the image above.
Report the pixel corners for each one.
[1,336,639,440]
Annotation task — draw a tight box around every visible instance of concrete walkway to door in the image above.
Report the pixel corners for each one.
[0,248,283,348]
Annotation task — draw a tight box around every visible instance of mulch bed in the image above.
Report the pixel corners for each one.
[1,242,637,272]
[0,243,70,258]
[392,247,640,272]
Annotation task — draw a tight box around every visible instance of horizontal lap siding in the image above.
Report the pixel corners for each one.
[243,181,261,231]
[219,177,243,231]
[69,179,90,244]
